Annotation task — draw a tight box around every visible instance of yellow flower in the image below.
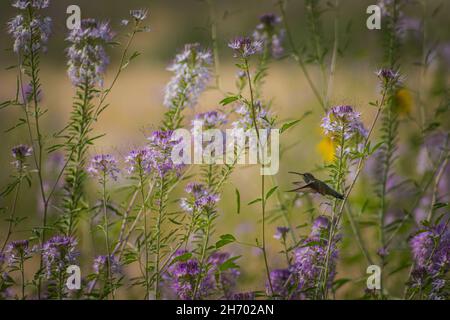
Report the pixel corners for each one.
[393,88,413,115]
[316,136,335,163]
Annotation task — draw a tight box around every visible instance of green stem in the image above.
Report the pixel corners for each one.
[138,167,150,299]
[243,58,273,296]
[192,215,211,299]
[154,176,165,300]
[278,0,325,111]
[20,256,25,300]
[1,176,23,253]
[207,0,222,92]
[102,175,114,299]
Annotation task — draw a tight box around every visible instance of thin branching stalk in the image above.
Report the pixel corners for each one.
[326,0,340,104]
[14,6,51,298]
[192,210,212,299]
[1,176,23,253]
[62,23,141,236]
[207,0,222,92]
[101,174,114,299]
[305,0,328,108]
[138,165,150,299]
[427,137,449,221]
[154,177,165,300]
[278,0,325,111]
[243,58,273,295]
[20,255,26,300]
[418,0,428,129]
[269,175,297,243]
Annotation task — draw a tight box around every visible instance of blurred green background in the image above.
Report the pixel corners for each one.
[0,0,449,298]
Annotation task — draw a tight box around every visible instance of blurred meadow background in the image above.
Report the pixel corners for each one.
[0,0,449,299]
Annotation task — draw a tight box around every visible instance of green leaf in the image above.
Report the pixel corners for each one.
[171,252,192,264]
[219,256,241,272]
[247,198,262,206]
[280,120,301,134]
[265,186,278,200]
[235,188,240,214]
[215,234,236,249]
[433,202,448,210]
[279,111,312,134]
[220,96,239,106]
[0,100,13,110]
[369,141,383,155]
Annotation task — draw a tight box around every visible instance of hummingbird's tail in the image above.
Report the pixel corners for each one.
[331,189,344,200]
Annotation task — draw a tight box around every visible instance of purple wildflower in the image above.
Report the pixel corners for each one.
[310,215,331,237]
[291,216,339,297]
[66,19,115,87]
[125,147,153,175]
[180,182,220,213]
[166,250,201,300]
[130,9,148,21]
[378,0,408,19]
[228,36,263,58]
[274,227,290,240]
[207,252,240,297]
[192,111,227,130]
[268,269,299,299]
[13,0,50,9]
[5,240,32,266]
[11,144,32,169]
[232,102,274,132]
[163,43,212,110]
[292,240,338,295]
[377,247,389,258]
[11,144,32,160]
[321,105,368,151]
[42,235,79,278]
[147,130,185,177]
[92,255,121,275]
[253,13,285,59]
[229,291,255,300]
[8,1,52,54]
[87,154,120,181]
[376,68,401,85]
[410,223,450,275]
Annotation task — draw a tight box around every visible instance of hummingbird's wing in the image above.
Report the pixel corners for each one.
[286,182,316,193]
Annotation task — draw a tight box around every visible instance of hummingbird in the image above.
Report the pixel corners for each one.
[287,172,344,200]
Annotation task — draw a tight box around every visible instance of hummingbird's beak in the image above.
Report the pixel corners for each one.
[288,171,304,176]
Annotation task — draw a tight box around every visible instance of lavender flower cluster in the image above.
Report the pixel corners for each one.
[410,223,450,298]
[180,182,220,213]
[192,110,228,130]
[165,250,239,299]
[7,0,52,54]
[42,236,79,278]
[11,144,32,169]
[228,36,263,58]
[2,0,449,302]
[321,105,368,152]
[163,43,212,110]
[252,13,285,59]
[270,216,339,299]
[66,19,115,87]
[232,102,274,132]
